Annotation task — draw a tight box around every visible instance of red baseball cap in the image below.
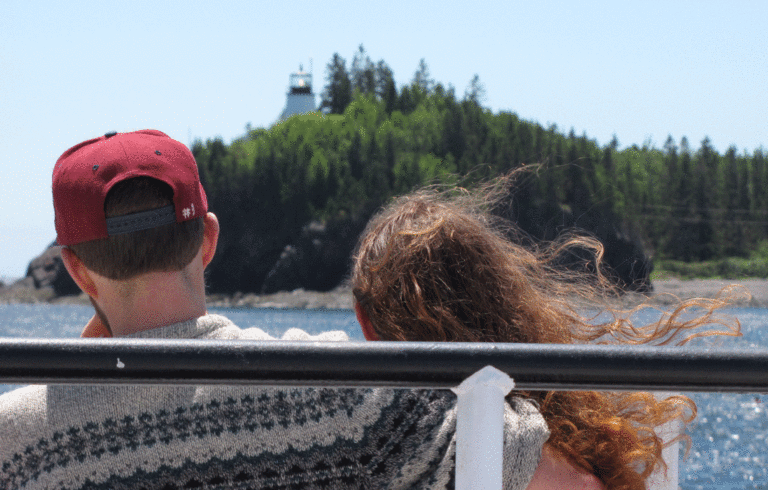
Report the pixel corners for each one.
[53,130,208,246]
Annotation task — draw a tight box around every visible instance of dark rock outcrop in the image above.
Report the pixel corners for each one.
[25,244,80,296]
[260,217,369,294]
[502,183,652,292]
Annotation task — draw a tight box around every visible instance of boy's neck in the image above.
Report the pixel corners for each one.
[95,268,207,336]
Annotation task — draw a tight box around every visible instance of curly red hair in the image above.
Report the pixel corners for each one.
[351,178,742,490]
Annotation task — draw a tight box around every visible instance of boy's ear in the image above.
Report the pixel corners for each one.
[355,302,379,341]
[60,248,99,298]
[201,212,219,268]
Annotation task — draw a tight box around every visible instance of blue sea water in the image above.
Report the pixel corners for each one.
[0,304,766,489]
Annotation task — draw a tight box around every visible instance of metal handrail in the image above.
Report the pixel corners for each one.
[1,338,767,392]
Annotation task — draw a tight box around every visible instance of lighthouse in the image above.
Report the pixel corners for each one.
[279,65,316,121]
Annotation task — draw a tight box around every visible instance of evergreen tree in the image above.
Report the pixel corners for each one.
[691,138,717,260]
[382,128,397,190]
[753,149,768,224]
[350,44,376,96]
[565,136,591,215]
[464,74,486,104]
[375,60,397,114]
[598,140,618,216]
[398,85,417,114]
[659,136,678,256]
[458,98,487,173]
[441,96,465,162]
[321,53,352,114]
[348,131,363,180]
[737,151,752,245]
[412,58,433,94]
[662,135,679,198]
[721,146,741,256]
[667,137,695,260]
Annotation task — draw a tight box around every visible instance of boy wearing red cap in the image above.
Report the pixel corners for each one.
[52,129,218,337]
[0,130,549,490]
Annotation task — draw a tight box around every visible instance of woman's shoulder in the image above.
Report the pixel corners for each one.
[526,445,605,490]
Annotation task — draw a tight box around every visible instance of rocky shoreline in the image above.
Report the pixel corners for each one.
[640,277,765,307]
[205,285,355,310]
[0,279,357,309]
[1,277,766,309]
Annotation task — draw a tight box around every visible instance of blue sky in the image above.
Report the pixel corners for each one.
[1,1,766,279]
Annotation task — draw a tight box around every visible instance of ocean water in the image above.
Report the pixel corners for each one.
[0,304,766,489]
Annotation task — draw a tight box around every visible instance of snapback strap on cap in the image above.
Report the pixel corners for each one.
[106,205,176,236]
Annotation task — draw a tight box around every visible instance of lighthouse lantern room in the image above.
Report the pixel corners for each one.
[279,64,316,120]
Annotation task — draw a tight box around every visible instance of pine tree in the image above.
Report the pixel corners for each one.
[464,74,486,104]
[722,146,742,256]
[375,60,397,114]
[350,44,376,96]
[752,149,768,235]
[691,138,717,260]
[348,131,363,180]
[412,58,433,94]
[321,53,352,114]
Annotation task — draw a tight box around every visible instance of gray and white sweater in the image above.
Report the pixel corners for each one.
[0,314,549,490]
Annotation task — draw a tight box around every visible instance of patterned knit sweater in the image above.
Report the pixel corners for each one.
[0,314,549,490]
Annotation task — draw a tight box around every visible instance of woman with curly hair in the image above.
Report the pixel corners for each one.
[351,177,742,490]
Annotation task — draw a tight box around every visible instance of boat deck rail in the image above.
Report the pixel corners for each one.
[2,339,767,490]
[0,339,766,392]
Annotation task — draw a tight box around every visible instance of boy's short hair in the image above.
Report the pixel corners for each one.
[68,177,204,280]
[53,130,208,280]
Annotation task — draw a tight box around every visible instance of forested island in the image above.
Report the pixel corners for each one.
[12,47,768,299]
[190,48,767,295]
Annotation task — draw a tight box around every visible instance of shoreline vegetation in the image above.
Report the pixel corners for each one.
[1,277,765,309]
[7,49,768,306]
[6,48,767,312]
[185,47,768,296]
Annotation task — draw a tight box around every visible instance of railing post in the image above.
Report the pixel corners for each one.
[647,392,683,490]
[452,365,515,490]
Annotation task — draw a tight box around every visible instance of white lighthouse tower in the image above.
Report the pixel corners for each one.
[279,65,316,121]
